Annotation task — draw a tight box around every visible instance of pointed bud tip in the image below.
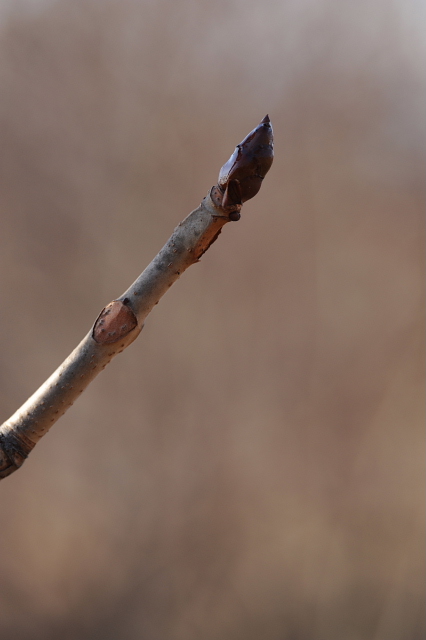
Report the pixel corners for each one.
[261,114,270,124]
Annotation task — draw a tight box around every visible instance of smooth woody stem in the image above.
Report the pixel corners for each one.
[0,193,229,479]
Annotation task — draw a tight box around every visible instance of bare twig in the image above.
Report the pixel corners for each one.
[0,115,274,479]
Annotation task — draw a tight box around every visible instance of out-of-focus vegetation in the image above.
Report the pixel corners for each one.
[0,1,424,638]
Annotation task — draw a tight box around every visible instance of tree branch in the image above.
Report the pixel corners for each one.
[0,115,274,480]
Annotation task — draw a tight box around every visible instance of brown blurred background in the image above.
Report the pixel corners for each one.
[0,0,424,638]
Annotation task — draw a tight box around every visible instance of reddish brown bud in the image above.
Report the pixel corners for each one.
[218,114,274,209]
[93,300,138,344]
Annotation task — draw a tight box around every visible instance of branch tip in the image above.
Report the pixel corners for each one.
[216,115,274,210]
[0,116,275,479]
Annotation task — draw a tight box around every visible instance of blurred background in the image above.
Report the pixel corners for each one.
[0,0,424,638]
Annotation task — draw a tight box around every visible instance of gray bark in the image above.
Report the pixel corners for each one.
[0,193,231,479]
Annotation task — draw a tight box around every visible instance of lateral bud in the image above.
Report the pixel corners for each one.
[93,300,138,344]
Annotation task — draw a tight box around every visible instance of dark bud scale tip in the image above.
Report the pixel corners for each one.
[218,114,274,210]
